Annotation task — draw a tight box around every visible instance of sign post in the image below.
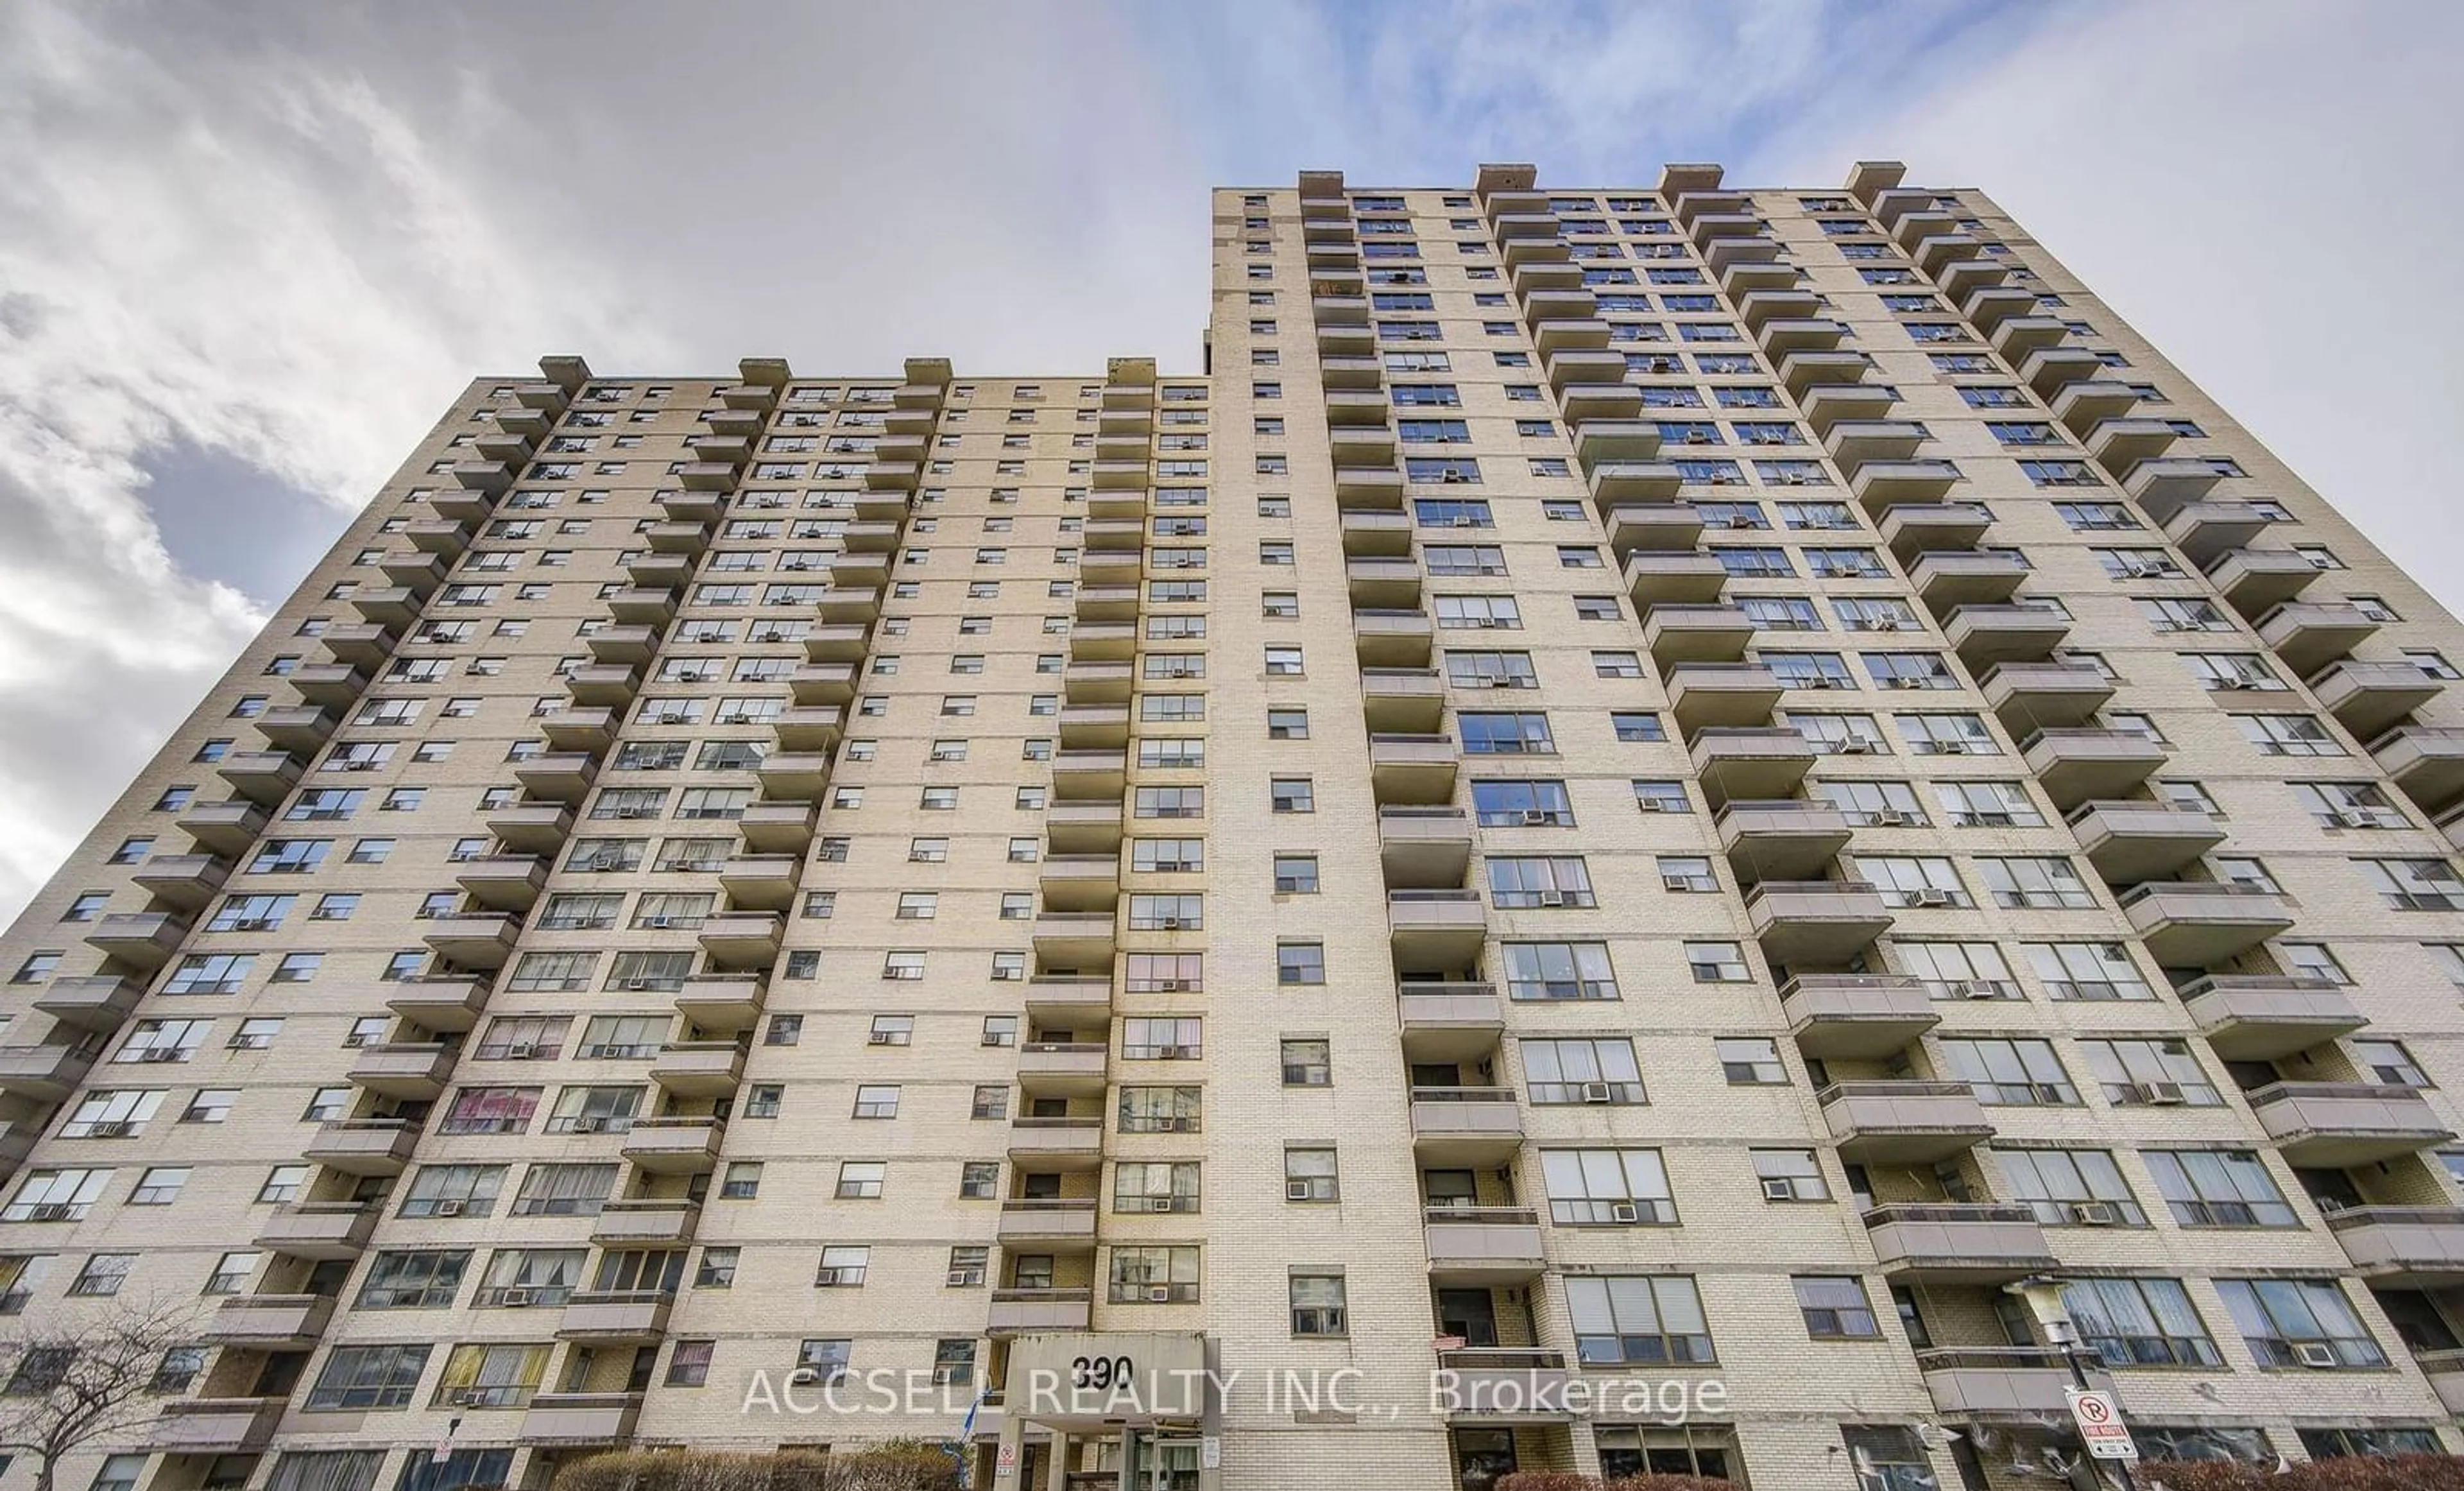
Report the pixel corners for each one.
[2065,1387,2139,1463]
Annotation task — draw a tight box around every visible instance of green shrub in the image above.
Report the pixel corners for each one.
[550,1447,959,1491]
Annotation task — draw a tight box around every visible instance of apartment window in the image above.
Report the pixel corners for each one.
[2361,858,2464,911]
[2237,714,2344,757]
[1123,1017,1202,1060]
[1856,856,1969,908]
[834,1162,886,1200]
[666,1340,716,1386]
[1994,1147,2145,1226]
[1941,1037,2080,1105]
[2354,1037,2431,1087]
[1108,1245,1199,1304]
[1462,712,1555,754]
[1290,1274,1348,1337]
[1271,856,1319,894]
[1977,856,2095,909]
[1276,944,1325,986]
[1270,778,1314,813]
[2143,1150,2297,1228]
[1523,1037,1642,1103]
[1791,1276,1880,1339]
[1281,1039,1331,1088]
[1487,856,1593,908]
[2026,942,2153,1001]
[305,1343,433,1409]
[1542,1148,1675,1225]
[1471,779,1572,827]
[1267,708,1309,740]
[2216,1279,2384,1367]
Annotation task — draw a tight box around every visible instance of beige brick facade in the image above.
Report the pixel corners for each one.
[5,161,2464,1491]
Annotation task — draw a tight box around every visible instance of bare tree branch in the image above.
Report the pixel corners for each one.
[0,1295,202,1491]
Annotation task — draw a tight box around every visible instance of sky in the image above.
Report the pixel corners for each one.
[0,0,2459,923]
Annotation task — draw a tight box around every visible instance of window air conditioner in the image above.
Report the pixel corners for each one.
[1913,888,1953,908]
[499,1289,535,1309]
[1147,1286,1174,1304]
[1957,980,2001,1000]
[569,1117,603,1133]
[1285,1180,1314,1202]
[1538,890,1570,907]
[1761,1178,1797,1202]
[2069,1202,2118,1226]
[2138,1081,2187,1105]
[816,1268,848,1287]
[867,1031,895,1046]
[946,1270,982,1288]
[1608,1202,1643,1225]
[87,1121,133,1139]
[431,1200,464,1217]
[1661,875,1695,893]
[2294,1343,2340,1368]
[1581,1081,1616,1104]
[504,1042,538,1060]
[1521,810,1554,826]
[141,1048,182,1063]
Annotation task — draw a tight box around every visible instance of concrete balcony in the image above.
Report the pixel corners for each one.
[1380,808,1473,890]
[604,586,678,625]
[1423,1207,1547,1286]
[591,1200,702,1247]
[1022,978,1113,1030]
[1690,726,1815,804]
[0,1044,98,1102]
[255,706,336,755]
[448,459,513,496]
[2123,456,2225,520]
[175,798,268,855]
[1980,662,2112,730]
[2163,501,2272,565]
[697,911,782,968]
[2178,975,2365,1062]
[2248,1082,2454,1166]
[2312,659,2440,738]
[422,911,520,968]
[2121,882,2294,965]
[624,551,694,587]
[1571,418,1661,467]
[1327,425,1394,464]
[1031,913,1115,968]
[2066,802,2225,883]
[1591,460,1684,504]
[76,917,190,991]
[2324,1207,2464,1287]
[1824,419,1929,470]
[540,705,616,752]
[787,660,857,705]
[1016,1042,1108,1097]
[1007,1117,1105,1170]
[1319,356,1385,392]
[654,489,726,522]
[1990,316,2067,362]
[1352,608,1433,668]
[1339,508,1410,556]
[520,1392,642,1447]
[1369,733,1458,806]
[1066,623,1136,664]
[1821,1080,1994,1164]
[563,664,642,708]
[1720,259,1798,296]
[583,624,660,665]
[1531,317,1611,356]
[717,854,798,911]
[1643,603,1754,664]
[620,1117,725,1173]
[2418,1349,2464,1416]
[2051,380,2142,435]
[1604,501,1705,558]
[989,1287,1094,1335]
[1346,557,1422,610]
[126,852,228,912]
[287,662,370,709]
[1718,801,1851,882]
[771,705,844,752]
[557,1289,673,1342]
[213,750,300,806]
[348,1042,453,1100]
[1040,856,1120,913]
[754,750,830,798]
[1324,389,1391,427]
[1409,1087,1525,1166]
[1063,660,1133,705]
[512,744,599,803]
[1072,585,1138,624]
[205,1292,336,1347]
[253,1202,378,1261]
[1783,974,1938,1060]
[801,623,872,664]
[454,854,545,911]
[1398,982,1505,1062]
[1050,749,1127,800]
[1737,288,1820,329]
[1799,384,1898,435]
[1333,465,1407,509]
[2377,727,2464,812]
[1864,1204,2058,1284]
[1851,459,1964,509]
[673,975,766,1034]
[347,585,422,629]
[1558,382,1645,422]
[1433,1349,1574,1425]
[303,1119,419,1175]
[1747,881,1893,965]
[1362,668,1446,734]
[1666,662,1783,733]
[2023,728,2167,809]
[1910,551,2027,608]
[736,799,816,853]
[1624,551,1730,607]
[145,1397,286,1453]
[1962,286,2039,331]
[32,974,143,1032]
[651,1041,745,1099]
[2258,601,2379,673]
[1919,1349,2107,1421]
[996,1203,1103,1265]
[2087,417,2180,476]
[1057,703,1129,750]
[1389,890,1486,968]
[386,975,490,1033]
[838,519,903,553]
[1758,318,1851,358]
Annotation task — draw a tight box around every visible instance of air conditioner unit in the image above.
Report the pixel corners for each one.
[1581,1081,1616,1104]
[2332,811,2375,829]
[1661,875,1698,894]
[654,712,692,725]
[946,1270,982,1288]
[1636,796,1670,812]
[2293,1343,2340,1368]
[1958,980,2001,1000]
[2069,1202,2118,1227]
[1158,916,1186,930]
[1521,810,1554,826]
[141,1048,182,1063]
[1890,677,1928,690]
[1837,739,1876,755]
[569,1117,603,1133]
[1873,810,1913,827]
[1913,888,1953,908]
[1873,617,1905,631]
[499,1289,534,1309]
[1538,890,1569,907]
[1147,1286,1175,1304]
[87,1121,133,1139]
[504,1042,538,1060]
[2138,1081,2188,1106]
[431,1200,465,1218]
[816,1268,849,1287]
[867,1031,896,1046]
[1608,1202,1643,1225]
[1761,1178,1798,1202]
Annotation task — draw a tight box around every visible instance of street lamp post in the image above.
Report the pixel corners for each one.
[2005,1278,2138,1491]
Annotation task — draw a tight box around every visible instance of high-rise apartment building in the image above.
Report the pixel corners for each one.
[4,157,2464,1491]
